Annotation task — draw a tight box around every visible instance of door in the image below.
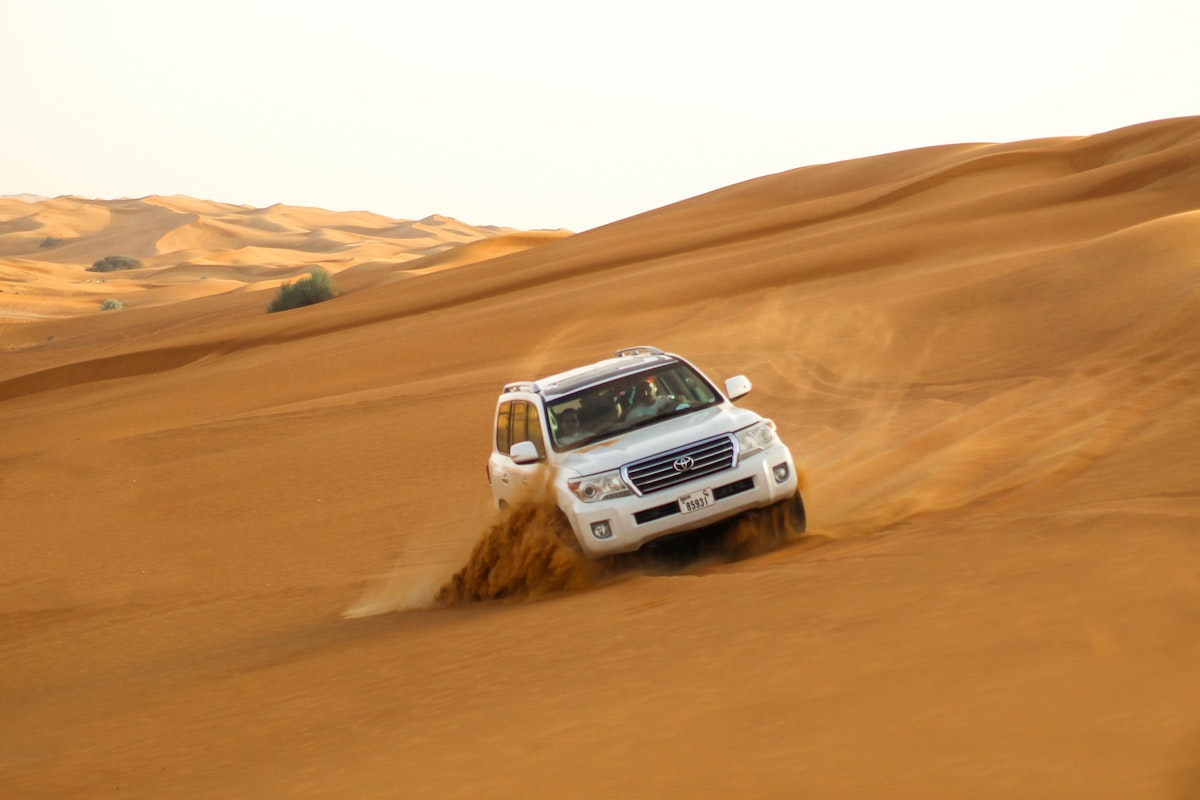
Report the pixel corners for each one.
[488,400,548,508]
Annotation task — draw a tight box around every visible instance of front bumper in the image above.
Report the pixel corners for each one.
[560,444,798,558]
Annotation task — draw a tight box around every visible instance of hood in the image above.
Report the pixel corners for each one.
[556,405,763,477]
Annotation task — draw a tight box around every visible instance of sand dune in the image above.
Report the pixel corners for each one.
[0,197,562,321]
[2,117,1199,799]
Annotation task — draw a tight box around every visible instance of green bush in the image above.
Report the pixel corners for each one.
[100,298,125,311]
[267,267,338,313]
[88,255,143,273]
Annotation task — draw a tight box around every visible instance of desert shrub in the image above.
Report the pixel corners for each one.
[267,267,338,313]
[100,298,125,311]
[88,255,143,273]
[40,236,62,248]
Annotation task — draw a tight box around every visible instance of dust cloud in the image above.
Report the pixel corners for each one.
[434,494,810,606]
[434,501,604,605]
[346,485,810,615]
[342,501,598,615]
[342,562,450,618]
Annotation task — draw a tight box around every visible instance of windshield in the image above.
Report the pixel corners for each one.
[546,361,721,452]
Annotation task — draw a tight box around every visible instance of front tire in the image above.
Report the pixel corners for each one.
[752,490,806,544]
[784,491,806,533]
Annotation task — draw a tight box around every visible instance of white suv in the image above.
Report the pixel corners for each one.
[486,347,804,558]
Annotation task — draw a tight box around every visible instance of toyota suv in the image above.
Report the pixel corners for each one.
[486,347,804,558]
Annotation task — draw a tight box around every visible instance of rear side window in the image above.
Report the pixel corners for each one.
[495,401,512,453]
[495,400,546,458]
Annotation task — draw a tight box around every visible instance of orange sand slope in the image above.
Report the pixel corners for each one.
[0,195,571,320]
[3,117,1200,799]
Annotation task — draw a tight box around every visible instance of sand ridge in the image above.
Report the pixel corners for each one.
[2,116,1199,798]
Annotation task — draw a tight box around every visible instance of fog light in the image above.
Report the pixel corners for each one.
[590,520,614,540]
[772,462,790,483]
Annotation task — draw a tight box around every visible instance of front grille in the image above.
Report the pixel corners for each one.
[633,477,756,525]
[623,434,737,495]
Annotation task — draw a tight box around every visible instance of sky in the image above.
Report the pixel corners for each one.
[3,0,1196,232]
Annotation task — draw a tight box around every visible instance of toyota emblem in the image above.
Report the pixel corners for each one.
[673,456,695,473]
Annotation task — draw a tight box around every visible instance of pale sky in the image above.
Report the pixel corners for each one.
[3,0,1196,232]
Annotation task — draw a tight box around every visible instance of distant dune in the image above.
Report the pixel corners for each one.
[2,117,1199,799]
[0,195,571,320]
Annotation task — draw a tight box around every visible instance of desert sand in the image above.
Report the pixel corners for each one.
[2,116,1199,798]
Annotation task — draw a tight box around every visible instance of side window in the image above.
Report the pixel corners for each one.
[495,401,512,454]
[524,403,546,457]
[496,401,546,459]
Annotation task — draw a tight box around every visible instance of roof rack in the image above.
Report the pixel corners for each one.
[502,381,541,394]
[615,346,664,358]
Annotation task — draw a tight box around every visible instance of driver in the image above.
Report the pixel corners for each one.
[624,376,664,423]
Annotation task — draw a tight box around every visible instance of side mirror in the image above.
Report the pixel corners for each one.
[510,440,540,464]
[724,375,752,401]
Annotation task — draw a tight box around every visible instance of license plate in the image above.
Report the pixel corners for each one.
[677,488,715,514]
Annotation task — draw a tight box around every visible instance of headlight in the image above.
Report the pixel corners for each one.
[736,420,778,459]
[568,470,632,502]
